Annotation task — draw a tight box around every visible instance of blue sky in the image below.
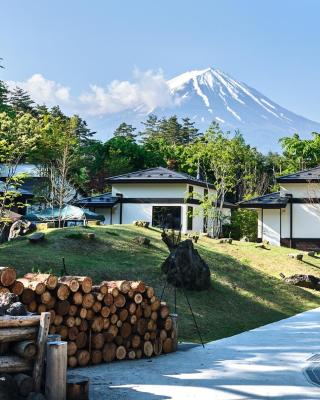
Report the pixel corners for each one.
[1,0,320,122]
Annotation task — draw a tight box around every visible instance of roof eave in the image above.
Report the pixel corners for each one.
[107,178,215,189]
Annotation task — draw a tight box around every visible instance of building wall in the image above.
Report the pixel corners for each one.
[280,182,320,198]
[111,183,187,198]
[257,202,320,248]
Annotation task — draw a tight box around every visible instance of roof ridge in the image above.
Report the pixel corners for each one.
[279,165,320,179]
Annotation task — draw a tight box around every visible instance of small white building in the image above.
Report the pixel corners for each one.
[239,166,320,250]
[76,167,235,233]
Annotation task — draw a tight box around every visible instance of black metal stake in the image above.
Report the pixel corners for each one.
[181,287,205,348]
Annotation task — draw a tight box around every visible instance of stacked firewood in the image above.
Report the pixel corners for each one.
[2,269,176,368]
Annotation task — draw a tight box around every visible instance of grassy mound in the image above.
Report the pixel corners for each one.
[0,225,319,343]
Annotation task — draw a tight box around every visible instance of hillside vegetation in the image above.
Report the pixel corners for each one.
[0,225,319,343]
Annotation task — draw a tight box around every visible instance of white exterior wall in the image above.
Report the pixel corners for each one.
[280,182,320,198]
[261,209,281,246]
[111,183,187,198]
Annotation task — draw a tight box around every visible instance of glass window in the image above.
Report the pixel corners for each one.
[152,206,181,230]
[187,206,193,230]
[188,185,194,199]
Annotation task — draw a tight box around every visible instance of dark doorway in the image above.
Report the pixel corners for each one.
[152,206,181,230]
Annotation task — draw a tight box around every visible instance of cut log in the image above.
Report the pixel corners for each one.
[82,293,95,309]
[10,280,24,295]
[75,332,87,349]
[0,315,40,328]
[120,322,132,338]
[24,273,58,290]
[92,301,102,313]
[27,300,37,313]
[55,300,70,316]
[146,286,154,298]
[65,316,75,328]
[162,338,173,353]
[130,281,145,293]
[21,289,35,305]
[91,349,102,365]
[137,319,147,336]
[68,356,78,368]
[134,293,143,304]
[37,304,47,314]
[114,294,126,308]
[143,341,153,357]
[101,306,110,318]
[67,341,77,356]
[114,280,131,293]
[77,350,90,367]
[103,293,113,306]
[119,308,128,322]
[85,309,95,321]
[0,327,37,343]
[14,373,34,397]
[102,342,116,362]
[56,326,68,340]
[110,314,118,325]
[74,277,92,294]
[164,317,173,331]
[79,308,87,319]
[128,349,136,360]
[0,267,17,287]
[91,316,104,333]
[136,348,142,359]
[53,315,63,326]
[67,375,89,400]
[151,299,160,311]
[128,302,137,315]
[153,338,162,356]
[56,284,70,301]
[92,333,104,349]
[12,340,37,359]
[143,304,151,318]
[68,304,78,317]
[109,304,117,314]
[115,345,126,360]
[79,319,88,332]
[68,327,79,341]
[41,291,52,305]
[160,303,169,319]
[131,335,141,349]
[0,355,32,373]
[58,277,80,293]
[103,318,110,330]
[72,292,83,305]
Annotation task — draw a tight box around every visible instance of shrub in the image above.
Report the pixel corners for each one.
[230,209,258,241]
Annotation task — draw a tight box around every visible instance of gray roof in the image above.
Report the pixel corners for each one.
[107,167,215,189]
[238,192,289,209]
[75,192,119,208]
[277,166,320,183]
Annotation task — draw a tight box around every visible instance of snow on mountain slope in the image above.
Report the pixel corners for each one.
[160,67,320,151]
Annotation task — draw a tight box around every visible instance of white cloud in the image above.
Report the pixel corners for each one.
[6,70,178,116]
[7,73,71,106]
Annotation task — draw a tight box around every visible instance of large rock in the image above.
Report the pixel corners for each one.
[28,232,45,243]
[133,236,150,246]
[9,220,35,241]
[161,239,211,290]
[282,274,320,290]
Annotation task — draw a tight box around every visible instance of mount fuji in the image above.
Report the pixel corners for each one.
[92,67,320,152]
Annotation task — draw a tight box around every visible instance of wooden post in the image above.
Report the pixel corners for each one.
[45,341,67,400]
[170,313,178,352]
[33,312,50,392]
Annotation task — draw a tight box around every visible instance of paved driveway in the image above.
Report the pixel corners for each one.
[70,307,320,399]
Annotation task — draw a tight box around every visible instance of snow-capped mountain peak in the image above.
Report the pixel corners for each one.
[161,67,320,150]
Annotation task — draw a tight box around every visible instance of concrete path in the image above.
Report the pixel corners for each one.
[70,307,320,399]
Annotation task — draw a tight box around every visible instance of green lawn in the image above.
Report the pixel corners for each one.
[1,225,320,343]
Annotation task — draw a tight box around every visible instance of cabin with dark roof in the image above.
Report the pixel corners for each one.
[76,167,235,233]
[239,166,320,250]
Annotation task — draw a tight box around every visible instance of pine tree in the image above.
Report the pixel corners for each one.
[114,123,137,140]
[0,81,10,113]
[181,117,200,143]
[10,86,35,113]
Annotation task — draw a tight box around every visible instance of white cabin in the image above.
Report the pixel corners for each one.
[76,167,235,234]
[239,166,320,250]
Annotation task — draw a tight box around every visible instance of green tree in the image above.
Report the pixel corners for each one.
[114,123,137,140]
[10,87,35,113]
